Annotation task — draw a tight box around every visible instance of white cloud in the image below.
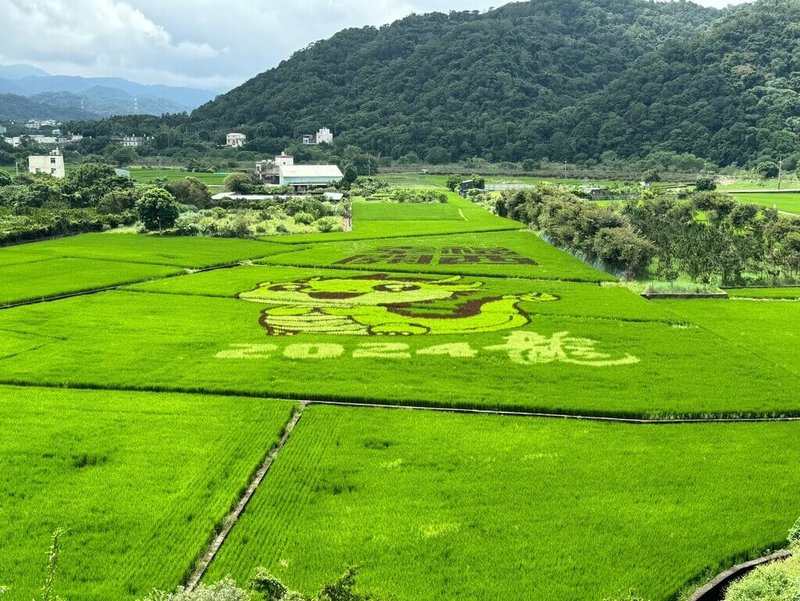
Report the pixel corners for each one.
[0,0,754,91]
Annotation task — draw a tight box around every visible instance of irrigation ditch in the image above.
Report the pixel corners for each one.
[185,404,305,590]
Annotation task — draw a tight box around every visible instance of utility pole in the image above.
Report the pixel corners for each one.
[778,157,782,190]
[564,160,567,180]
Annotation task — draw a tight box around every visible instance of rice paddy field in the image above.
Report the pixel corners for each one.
[205,406,800,601]
[0,386,295,601]
[1,190,799,601]
[730,192,800,214]
[726,287,800,299]
[128,168,229,186]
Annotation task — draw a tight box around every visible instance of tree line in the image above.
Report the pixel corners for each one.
[0,164,210,243]
[496,185,800,286]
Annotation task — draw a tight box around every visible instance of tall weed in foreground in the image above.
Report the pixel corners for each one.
[41,528,66,601]
[603,592,650,601]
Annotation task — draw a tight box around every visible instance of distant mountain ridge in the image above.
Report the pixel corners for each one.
[0,64,218,119]
[185,0,799,168]
[0,93,95,122]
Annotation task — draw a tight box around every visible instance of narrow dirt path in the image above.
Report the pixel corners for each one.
[185,403,306,590]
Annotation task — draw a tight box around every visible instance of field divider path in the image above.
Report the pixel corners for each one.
[2,381,799,424]
[185,403,306,590]
[263,226,527,246]
[0,259,269,311]
[260,259,609,284]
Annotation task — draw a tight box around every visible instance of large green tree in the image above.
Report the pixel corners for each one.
[136,188,180,233]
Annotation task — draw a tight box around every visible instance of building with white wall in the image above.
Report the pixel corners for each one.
[278,164,343,188]
[226,133,247,148]
[28,150,65,179]
[302,127,334,145]
[274,152,294,166]
[121,135,146,147]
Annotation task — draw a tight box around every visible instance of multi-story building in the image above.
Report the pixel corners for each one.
[302,127,334,145]
[121,135,146,147]
[28,150,65,179]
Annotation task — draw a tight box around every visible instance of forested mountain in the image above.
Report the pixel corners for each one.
[0,93,95,121]
[191,0,723,162]
[70,0,800,170]
[559,0,800,166]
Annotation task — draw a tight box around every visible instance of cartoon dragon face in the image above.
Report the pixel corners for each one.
[238,275,557,336]
[239,275,482,307]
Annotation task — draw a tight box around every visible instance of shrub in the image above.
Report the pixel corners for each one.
[294,212,315,225]
[140,578,251,601]
[167,178,212,209]
[696,178,717,191]
[603,592,649,601]
[756,161,780,179]
[316,216,340,233]
[249,567,286,601]
[724,554,800,601]
[224,172,257,195]
[642,169,661,184]
[789,517,800,546]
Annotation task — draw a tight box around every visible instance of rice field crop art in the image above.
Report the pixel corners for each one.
[238,274,559,336]
[1,266,797,417]
[260,230,615,282]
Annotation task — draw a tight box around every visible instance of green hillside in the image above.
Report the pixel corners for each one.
[189,0,721,162]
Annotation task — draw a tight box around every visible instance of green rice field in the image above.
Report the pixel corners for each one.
[0,385,295,601]
[205,405,800,601]
[726,287,800,299]
[354,200,465,221]
[1,191,799,601]
[272,195,520,243]
[731,193,800,214]
[128,167,229,185]
[260,230,614,282]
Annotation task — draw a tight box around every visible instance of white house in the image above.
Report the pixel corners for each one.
[226,133,247,148]
[5,134,81,148]
[278,164,343,188]
[121,135,146,147]
[274,152,294,167]
[302,127,334,145]
[28,150,65,179]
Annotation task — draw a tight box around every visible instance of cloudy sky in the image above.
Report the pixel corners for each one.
[0,0,751,92]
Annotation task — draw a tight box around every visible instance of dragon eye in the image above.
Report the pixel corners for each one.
[375,283,421,292]
[269,283,304,292]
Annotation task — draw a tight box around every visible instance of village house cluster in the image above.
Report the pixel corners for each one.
[225,127,335,149]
